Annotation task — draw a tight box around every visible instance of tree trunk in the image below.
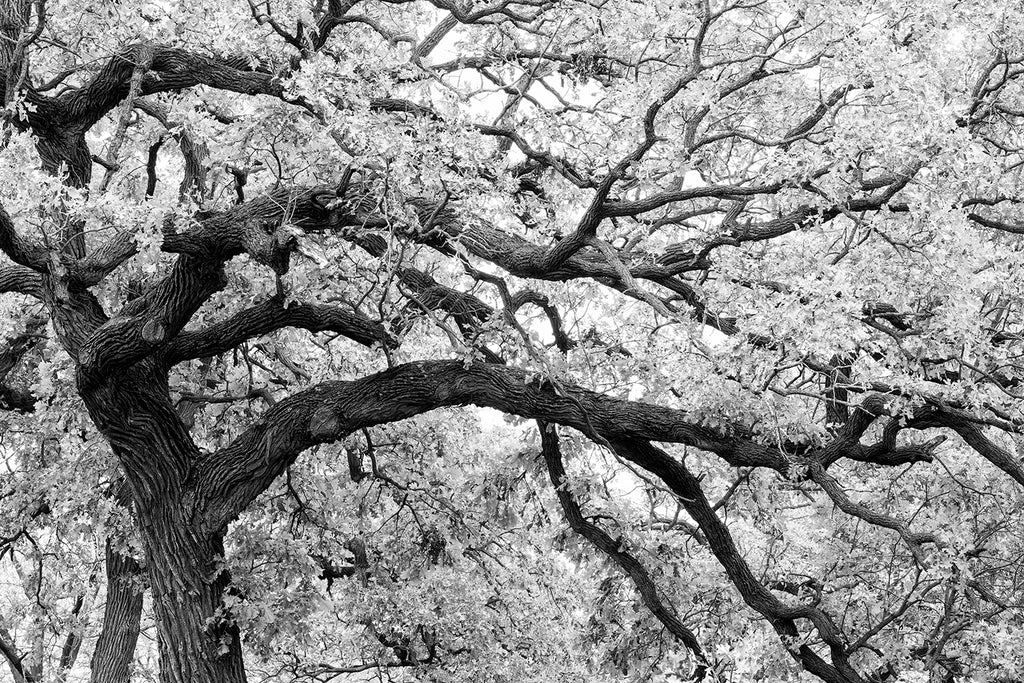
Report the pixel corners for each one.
[139,505,247,683]
[89,541,144,683]
[79,369,247,683]
[0,1,31,106]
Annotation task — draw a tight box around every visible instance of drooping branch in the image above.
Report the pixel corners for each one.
[910,407,1024,487]
[539,423,712,681]
[608,439,868,683]
[807,461,939,565]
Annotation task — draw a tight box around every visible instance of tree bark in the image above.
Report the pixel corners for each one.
[36,130,92,189]
[0,0,31,107]
[89,542,144,683]
[80,368,247,683]
[140,509,246,683]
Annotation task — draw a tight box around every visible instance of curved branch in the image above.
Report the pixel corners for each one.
[0,202,47,271]
[134,98,208,202]
[77,255,227,381]
[807,461,938,565]
[164,295,394,364]
[198,359,791,528]
[0,264,43,298]
[34,44,291,132]
[539,423,712,680]
[911,407,1024,487]
[78,187,360,379]
[608,439,867,683]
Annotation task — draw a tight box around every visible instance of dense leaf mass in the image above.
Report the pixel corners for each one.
[1,0,1023,681]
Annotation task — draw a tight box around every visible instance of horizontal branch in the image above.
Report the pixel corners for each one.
[164,295,394,364]
[198,359,791,528]
[160,186,351,262]
[399,199,705,282]
[0,264,43,298]
[601,179,791,217]
[34,44,290,132]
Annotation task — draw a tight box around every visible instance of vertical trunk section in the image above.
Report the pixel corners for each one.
[141,508,247,683]
[80,371,247,683]
[0,1,31,106]
[89,541,144,683]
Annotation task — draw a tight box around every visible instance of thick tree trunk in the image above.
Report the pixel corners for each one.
[139,505,247,683]
[89,541,144,683]
[79,368,248,683]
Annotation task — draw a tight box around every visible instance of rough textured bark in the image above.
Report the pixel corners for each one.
[0,0,32,106]
[89,541,144,683]
[142,515,246,683]
[89,482,145,683]
[79,370,249,683]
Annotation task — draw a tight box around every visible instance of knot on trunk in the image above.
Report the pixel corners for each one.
[309,405,345,439]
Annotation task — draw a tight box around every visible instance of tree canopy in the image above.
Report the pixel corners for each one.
[1,0,1024,681]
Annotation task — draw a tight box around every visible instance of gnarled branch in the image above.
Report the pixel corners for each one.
[164,295,394,365]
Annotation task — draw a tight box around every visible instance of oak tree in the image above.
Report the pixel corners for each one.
[2,0,1024,682]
